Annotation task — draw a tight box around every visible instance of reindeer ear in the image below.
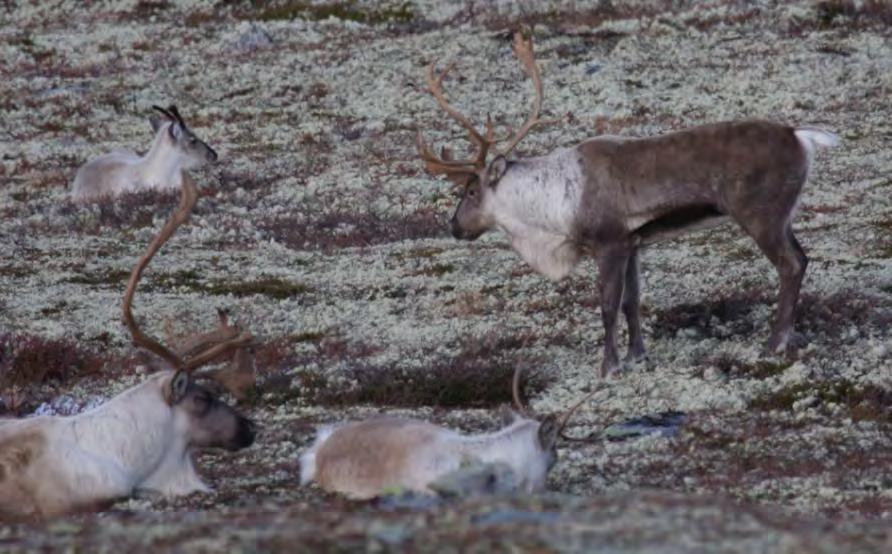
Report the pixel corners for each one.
[166,370,190,405]
[168,122,183,141]
[486,156,508,187]
[537,414,559,451]
[150,116,165,133]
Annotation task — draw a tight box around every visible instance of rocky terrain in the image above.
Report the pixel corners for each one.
[1,0,890,551]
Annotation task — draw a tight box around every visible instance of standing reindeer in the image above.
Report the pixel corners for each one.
[0,174,255,520]
[300,370,597,499]
[416,30,838,377]
[71,105,217,201]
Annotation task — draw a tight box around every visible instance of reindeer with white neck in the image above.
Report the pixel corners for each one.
[71,105,217,201]
[300,370,597,499]
[417,29,838,377]
[0,174,256,520]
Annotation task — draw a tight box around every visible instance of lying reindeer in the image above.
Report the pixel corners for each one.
[0,175,254,520]
[300,370,596,499]
[416,30,838,377]
[71,105,217,201]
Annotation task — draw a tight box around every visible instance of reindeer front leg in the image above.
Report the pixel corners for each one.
[595,246,630,377]
[622,248,647,362]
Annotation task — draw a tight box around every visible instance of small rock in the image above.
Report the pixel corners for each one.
[603,411,687,441]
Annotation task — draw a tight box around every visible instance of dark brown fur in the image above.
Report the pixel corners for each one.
[574,121,813,374]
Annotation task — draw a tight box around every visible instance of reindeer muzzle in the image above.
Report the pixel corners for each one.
[229,416,256,450]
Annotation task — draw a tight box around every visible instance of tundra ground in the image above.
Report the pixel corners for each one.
[1,1,890,551]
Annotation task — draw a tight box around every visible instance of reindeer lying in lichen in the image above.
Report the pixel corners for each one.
[0,175,255,520]
[300,370,596,499]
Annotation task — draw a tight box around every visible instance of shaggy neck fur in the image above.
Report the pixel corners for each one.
[64,372,206,496]
[487,147,584,280]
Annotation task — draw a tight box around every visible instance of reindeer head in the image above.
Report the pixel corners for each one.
[164,371,255,451]
[416,28,545,241]
[122,173,257,451]
[502,367,598,491]
[150,105,218,169]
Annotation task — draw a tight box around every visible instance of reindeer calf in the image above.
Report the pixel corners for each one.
[0,371,254,520]
[71,105,217,201]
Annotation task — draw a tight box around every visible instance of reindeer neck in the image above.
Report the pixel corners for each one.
[454,420,537,459]
[487,148,585,280]
[491,147,583,237]
[68,374,181,482]
[139,125,184,185]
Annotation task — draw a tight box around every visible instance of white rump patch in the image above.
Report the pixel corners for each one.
[794,127,840,149]
[794,127,839,165]
[299,424,337,485]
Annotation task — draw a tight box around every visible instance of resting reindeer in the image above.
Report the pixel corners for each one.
[299,370,596,499]
[71,105,217,201]
[0,175,254,520]
[416,30,838,377]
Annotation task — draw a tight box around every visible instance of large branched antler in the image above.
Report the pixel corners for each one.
[122,173,253,375]
[416,26,545,183]
[494,28,544,158]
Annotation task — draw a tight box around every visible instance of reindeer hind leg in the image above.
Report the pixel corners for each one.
[739,220,808,353]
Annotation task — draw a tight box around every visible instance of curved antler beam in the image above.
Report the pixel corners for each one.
[122,174,199,370]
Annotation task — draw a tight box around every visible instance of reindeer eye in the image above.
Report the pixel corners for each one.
[192,392,212,414]
[467,188,476,198]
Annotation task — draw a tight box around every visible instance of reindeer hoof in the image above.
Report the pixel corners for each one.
[624,348,647,364]
[764,331,805,358]
[600,361,624,379]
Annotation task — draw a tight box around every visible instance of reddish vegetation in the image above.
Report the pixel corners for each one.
[255,331,550,408]
[258,206,447,251]
[0,333,109,416]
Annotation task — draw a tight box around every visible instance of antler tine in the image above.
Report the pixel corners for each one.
[556,385,603,442]
[122,173,200,370]
[511,366,526,414]
[166,104,186,127]
[416,130,483,175]
[152,105,174,119]
[181,330,253,371]
[420,60,495,172]
[496,28,544,158]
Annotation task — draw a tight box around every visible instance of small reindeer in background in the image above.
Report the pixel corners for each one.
[416,29,838,377]
[71,105,218,201]
[299,370,597,499]
[0,175,255,520]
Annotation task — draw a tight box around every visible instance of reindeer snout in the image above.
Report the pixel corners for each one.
[233,417,256,449]
[450,215,463,239]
